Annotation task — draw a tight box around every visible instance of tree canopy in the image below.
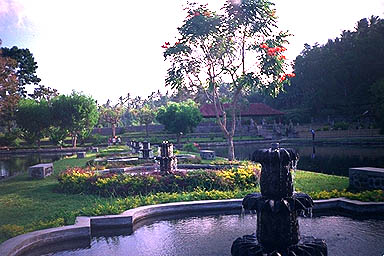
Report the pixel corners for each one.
[51,92,99,148]
[163,0,293,159]
[156,100,202,143]
[261,16,384,125]
[1,46,41,96]
[15,99,51,147]
[0,47,19,132]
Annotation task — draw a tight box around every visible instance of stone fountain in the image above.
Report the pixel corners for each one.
[231,143,327,256]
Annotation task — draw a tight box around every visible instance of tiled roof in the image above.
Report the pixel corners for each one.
[200,103,284,118]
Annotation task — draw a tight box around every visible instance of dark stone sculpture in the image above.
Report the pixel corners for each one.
[231,143,327,256]
[156,141,177,174]
[140,141,152,159]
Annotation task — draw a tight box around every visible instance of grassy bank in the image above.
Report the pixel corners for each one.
[0,152,380,243]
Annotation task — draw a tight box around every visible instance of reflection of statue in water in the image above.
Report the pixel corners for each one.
[311,146,316,159]
[231,143,327,256]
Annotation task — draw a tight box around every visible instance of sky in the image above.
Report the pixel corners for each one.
[1,0,384,104]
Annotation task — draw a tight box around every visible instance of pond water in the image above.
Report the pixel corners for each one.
[35,213,384,256]
[209,143,384,176]
[0,153,70,180]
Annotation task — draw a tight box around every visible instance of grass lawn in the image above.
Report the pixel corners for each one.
[0,149,375,243]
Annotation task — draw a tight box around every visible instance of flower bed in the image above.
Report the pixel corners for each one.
[57,163,261,197]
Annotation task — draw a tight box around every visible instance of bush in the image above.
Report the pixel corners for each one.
[333,121,349,130]
[182,143,199,153]
[57,163,261,197]
[0,130,21,147]
[309,189,384,202]
[177,156,202,164]
[89,134,106,146]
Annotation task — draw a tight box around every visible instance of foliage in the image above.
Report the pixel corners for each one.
[163,1,292,159]
[48,126,68,147]
[51,92,99,147]
[0,130,21,147]
[0,218,65,241]
[15,98,51,147]
[88,133,106,146]
[309,189,384,202]
[182,142,200,152]
[156,100,202,142]
[57,163,261,196]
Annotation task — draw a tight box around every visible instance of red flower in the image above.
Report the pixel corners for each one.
[279,74,286,82]
[165,42,170,45]
[194,11,200,16]
[260,43,268,49]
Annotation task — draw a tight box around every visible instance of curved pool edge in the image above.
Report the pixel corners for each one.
[1,198,384,256]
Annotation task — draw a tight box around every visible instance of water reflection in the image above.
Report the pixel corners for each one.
[42,214,384,256]
[209,144,384,176]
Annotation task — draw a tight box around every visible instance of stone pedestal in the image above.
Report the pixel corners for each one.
[77,152,86,159]
[349,167,384,190]
[28,163,53,179]
[199,150,216,160]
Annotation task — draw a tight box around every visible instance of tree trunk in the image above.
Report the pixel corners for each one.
[227,135,235,161]
[72,135,77,148]
[145,124,149,138]
[112,124,116,138]
[37,139,41,149]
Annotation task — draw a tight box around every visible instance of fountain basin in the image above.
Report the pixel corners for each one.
[1,198,384,256]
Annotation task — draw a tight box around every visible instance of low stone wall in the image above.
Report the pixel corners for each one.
[349,167,384,190]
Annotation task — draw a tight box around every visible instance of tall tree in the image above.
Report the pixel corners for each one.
[163,1,292,159]
[156,100,202,144]
[132,104,157,138]
[51,92,99,148]
[99,100,125,137]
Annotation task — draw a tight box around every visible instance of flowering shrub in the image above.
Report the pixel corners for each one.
[57,164,261,197]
